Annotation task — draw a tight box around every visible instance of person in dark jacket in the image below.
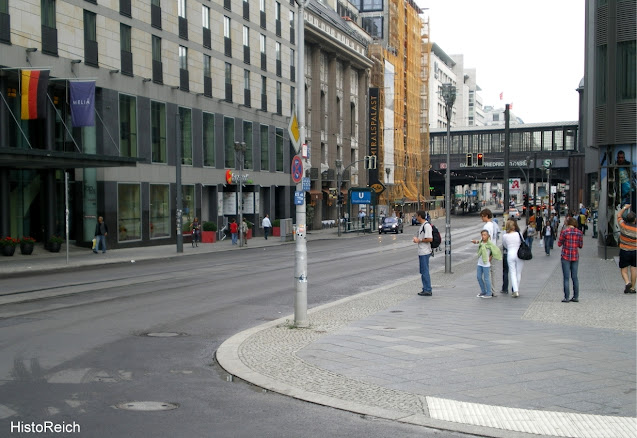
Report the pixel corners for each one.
[94,216,109,254]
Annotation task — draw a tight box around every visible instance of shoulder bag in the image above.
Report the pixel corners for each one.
[517,231,533,260]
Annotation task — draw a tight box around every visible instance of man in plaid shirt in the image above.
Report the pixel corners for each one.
[557,217,584,302]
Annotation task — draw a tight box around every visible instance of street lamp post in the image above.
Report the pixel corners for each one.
[234,141,247,247]
[385,167,391,217]
[441,83,456,274]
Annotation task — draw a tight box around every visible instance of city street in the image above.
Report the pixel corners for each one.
[0,217,483,438]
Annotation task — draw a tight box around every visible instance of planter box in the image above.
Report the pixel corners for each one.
[272,227,280,237]
[201,231,216,243]
[247,229,252,239]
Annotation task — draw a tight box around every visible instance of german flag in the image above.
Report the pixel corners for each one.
[21,69,50,120]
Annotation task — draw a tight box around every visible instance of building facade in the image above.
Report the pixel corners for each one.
[582,0,636,257]
[0,0,375,246]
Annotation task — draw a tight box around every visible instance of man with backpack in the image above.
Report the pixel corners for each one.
[414,210,435,296]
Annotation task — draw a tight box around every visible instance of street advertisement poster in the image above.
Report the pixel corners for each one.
[599,145,636,246]
[223,192,236,215]
[254,192,260,214]
[242,192,254,214]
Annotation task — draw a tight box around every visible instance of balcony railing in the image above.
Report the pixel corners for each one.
[41,25,58,56]
[121,50,133,76]
[152,60,163,84]
[84,39,98,67]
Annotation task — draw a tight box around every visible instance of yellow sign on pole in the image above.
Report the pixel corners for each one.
[288,108,300,153]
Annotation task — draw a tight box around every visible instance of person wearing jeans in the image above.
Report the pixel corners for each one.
[413,210,433,296]
[557,217,584,302]
[542,222,554,256]
[93,216,108,254]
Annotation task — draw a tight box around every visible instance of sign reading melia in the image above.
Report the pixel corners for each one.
[225,169,252,184]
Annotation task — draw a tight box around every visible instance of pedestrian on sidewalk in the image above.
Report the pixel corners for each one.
[413,210,433,296]
[93,216,108,254]
[557,217,583,302]
[262,214,272,240]
[191,217,200,247]
[472,208,500,296]
[230,219,238,245]
[524,217,536,250]
[542,220,555,256]
[241,219,248,246]
[617,204,636,294]
[476,229,502,298]
[502,219,523,298]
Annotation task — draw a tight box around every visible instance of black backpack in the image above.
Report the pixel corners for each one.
[421,222,442,249]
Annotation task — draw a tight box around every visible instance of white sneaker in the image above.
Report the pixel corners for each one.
[512,291,519,298]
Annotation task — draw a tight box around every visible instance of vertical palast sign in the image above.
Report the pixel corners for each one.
[368,88,379,186]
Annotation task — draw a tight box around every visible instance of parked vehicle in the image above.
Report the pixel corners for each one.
[379,217,404,234]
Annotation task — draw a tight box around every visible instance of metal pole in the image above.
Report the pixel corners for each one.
[533,152,537,216]
[503,104,510,216]
[176,113,183,253]
[442,84,455,274]
[65,171,69,264]
[336,160,342,237]
[526,157,531,224]
[294,0,309,327]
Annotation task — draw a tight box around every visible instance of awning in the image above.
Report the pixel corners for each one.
[309,189,323,200]
[0,147,144,169]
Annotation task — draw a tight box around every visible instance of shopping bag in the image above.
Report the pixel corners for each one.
[92,238,96,249]
[539,237,544,248]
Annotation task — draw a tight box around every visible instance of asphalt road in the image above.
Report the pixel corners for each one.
[0,217,484,438]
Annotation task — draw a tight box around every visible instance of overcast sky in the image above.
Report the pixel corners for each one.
[418,0,585,123]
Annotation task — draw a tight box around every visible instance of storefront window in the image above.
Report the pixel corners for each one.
[151,101,166,163]
[179,107,192,165]
[118,183,141,242]
[181,185,195,231]
[150,184,170,239]
[119,94,137,157]
[203,112,215,167]
[224,117,235,168]
[275,127,283,171]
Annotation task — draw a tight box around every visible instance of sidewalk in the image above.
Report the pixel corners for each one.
[217,236,637,438]
[0,226,356,280]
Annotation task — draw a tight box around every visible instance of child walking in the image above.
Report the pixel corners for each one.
[476,230,502,298]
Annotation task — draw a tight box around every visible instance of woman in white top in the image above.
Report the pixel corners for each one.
[501,219,524,298]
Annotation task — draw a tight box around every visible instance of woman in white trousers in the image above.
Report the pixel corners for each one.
[501,219,524,297]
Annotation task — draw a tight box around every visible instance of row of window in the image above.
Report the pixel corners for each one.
[596,41,637,104]
[430,128,578,155]
[119,94,285,171]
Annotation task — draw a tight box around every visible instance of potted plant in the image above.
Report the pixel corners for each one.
[246,220,253,239]
[20,236,36,255]
[201,221,217,243]
[0,236,19,256]
[48,235,63,253]
[272,219,281,237]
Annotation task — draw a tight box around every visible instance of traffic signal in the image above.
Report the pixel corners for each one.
[465,153,473,167]
[337,193,344,204]
[477,153,484,166]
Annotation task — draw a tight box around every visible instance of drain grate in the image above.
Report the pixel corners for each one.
[115,401,179,411]
[144,332,184,337]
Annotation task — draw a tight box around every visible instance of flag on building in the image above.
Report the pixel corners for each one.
[21,69,50,120]
[69,81,96,127]
[499,92,503,100]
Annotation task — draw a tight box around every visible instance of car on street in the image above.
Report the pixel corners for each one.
[379,217,404,234]
[509,207,521,220]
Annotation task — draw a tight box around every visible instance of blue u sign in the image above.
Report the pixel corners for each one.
[351,190,371,204]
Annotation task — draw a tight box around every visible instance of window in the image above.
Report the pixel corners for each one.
[275,128,283,171]
[84,10,98,66]
[152,36,161,62]
[224,16,231,38]
[244,69,251,106]
[224,117,235,168]
[290,48,295,81]
[151,0,161,29]
[261,75,267,110]
[617,40,636,101]
[243,26,249,47]
[244,69,251,91]
[204,54,211,78]
[225,62,232,101]
[178,0,186,18]
[118,183,141,242]
[150,184,170,239]
[179,107,192,165]
[360,0,383,12]
[275,42,281,76]
[181,185,195,228]
[259,0,266,28]
[41,0,56,28]
[291,85,295,113]
[275,1,281,36]
[152,35,163,83]
[202,5,210,28]
[41,0,57,55]
[260,124,269,170]
[260,0,266,13]
[276,81,282,114]
[0,0,9,44]
[203,112,215,167]
[151,101,166,163]
[243,121,253,169]
[179,46,188,70]
[224,16,231,56]
[203,54,212,97]
[362,17,383,38]
[289,10,295,43]
[119,94,137,157]
[596,45,607,105]
[120,24,133,75]
[260,34,266,54]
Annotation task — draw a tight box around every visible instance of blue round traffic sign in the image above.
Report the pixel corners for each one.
[291,156,303,183]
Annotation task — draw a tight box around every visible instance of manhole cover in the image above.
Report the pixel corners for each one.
[115,401,179,411]
[144,332,183,337]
